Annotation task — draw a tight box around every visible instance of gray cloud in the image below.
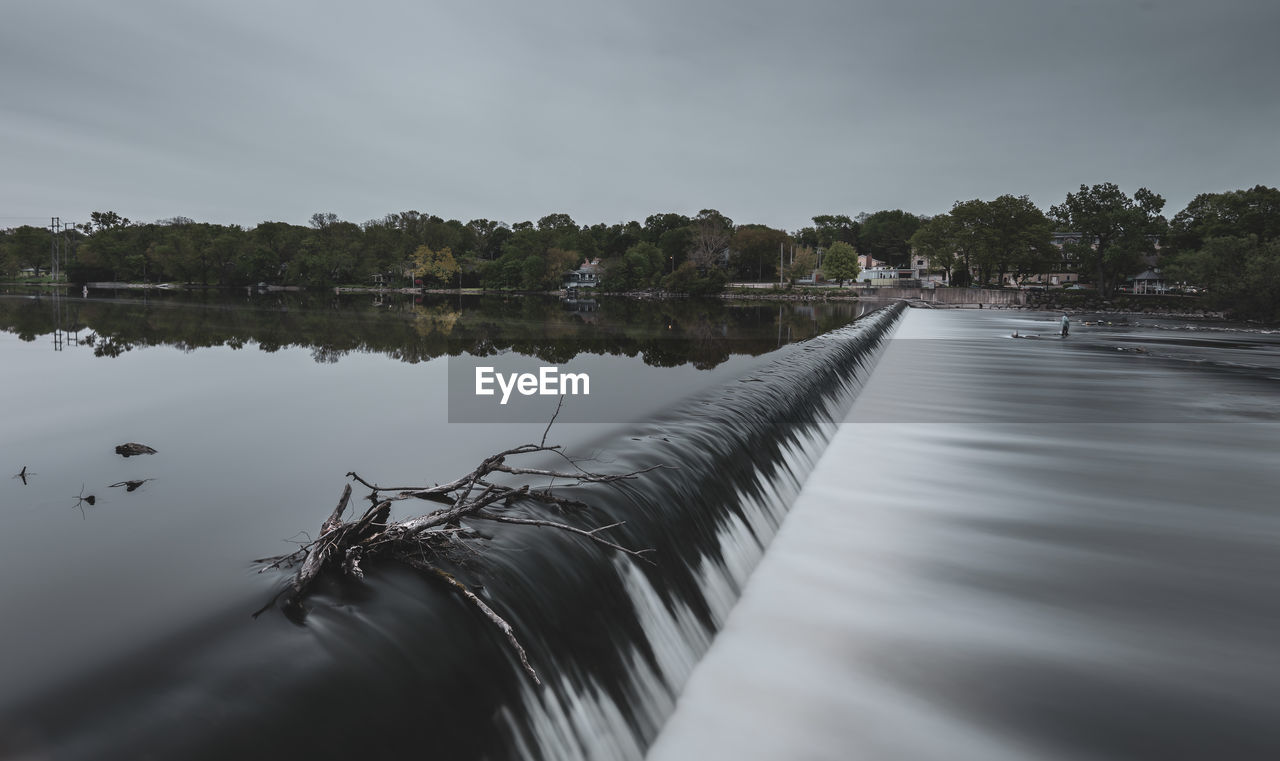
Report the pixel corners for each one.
[3,0,1277,230]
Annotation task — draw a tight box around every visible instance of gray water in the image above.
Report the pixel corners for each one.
[3,296,1278,760]
[0,291,867,710]
[649,309,1280,761]
[1,290,885,761]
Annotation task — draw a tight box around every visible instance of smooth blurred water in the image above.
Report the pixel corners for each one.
[647,309,1280,761]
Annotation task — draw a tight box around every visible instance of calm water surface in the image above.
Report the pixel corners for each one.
[0,289,868,710]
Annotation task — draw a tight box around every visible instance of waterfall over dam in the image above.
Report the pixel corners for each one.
[649,308,1280,761]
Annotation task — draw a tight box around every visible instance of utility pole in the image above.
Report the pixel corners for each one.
[50,217,60,283]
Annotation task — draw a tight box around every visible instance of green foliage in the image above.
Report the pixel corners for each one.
[729,225,789,281]
[662,261,727,295]
[603,242,663,291]
[822,241,860,285]
[1050,183,1166,298]
[923,195,1055,285]
[797,215,859,250]
[18,186,1267,310]
[909,214,958,279]
[2,225,52,276]
[1157,185,1280,322]
[858,210,922,266]
[412,245,461,285]
[1167,186,1280,254]
[979,195,1055,284]
[1164,236,1280,322]
[786,246,819,280]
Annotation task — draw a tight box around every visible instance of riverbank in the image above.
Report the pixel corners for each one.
[1024,291,1225,318]
[5,279,1237,322]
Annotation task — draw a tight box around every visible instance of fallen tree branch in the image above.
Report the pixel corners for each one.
[397,554,541,684]
[258,428,658,683]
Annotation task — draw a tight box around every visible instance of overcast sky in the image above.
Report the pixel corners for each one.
[3,0,1277,232]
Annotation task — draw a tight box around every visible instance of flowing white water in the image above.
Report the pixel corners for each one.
[648,309,1280,761]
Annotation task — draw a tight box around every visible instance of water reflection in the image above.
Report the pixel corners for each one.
[0,288,869,369]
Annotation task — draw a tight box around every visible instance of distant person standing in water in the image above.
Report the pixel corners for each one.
[1060,313,1070,337]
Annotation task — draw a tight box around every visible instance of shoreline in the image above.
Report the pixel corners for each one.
[1,280,1238,322]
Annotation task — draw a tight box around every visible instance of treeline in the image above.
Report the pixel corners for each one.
[909,184,1280,319]
[0,208,918,293]
[2,184,1277,318]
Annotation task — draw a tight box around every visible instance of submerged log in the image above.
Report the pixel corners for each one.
[115,443,158,457]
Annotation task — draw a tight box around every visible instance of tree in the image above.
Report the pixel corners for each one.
[1166,185,1280,254]
[945,200,995,286]
[603,242,663,291]
[662,261,726,295]
[4,225,52,276]
[973,195,1055,286]
[686,210,732,270]
[810,214,859,248]
[412,245,461,286]
[729,224,788,281]
[1164,235,1280,321]
[466,219,511,260]
[1050,183,1166,297]
[858,210,922,266]
[822,241,860,286]
[657,226,693,272]
[309,212,340,229]
[909,214,958,283]
[89,211,131,232]
[786,246,819,281]
[642,213,690,243]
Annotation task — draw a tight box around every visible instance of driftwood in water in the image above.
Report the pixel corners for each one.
[256,425,661,683]
[115,443,157,457]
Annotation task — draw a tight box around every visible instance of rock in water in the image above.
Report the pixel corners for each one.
[115,443,158,457]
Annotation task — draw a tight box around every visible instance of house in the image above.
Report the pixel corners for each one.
[563,258,603,291]
[908,254,948,287]
[857,254,886,271]
[1132,268,1167,294]
[858,265,911,286]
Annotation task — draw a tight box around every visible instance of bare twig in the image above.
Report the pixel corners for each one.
[541,394,565,448]
[72,484,95,520]
[476,511,656,565]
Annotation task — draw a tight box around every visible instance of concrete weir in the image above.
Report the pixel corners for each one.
[648,308,1280,761]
